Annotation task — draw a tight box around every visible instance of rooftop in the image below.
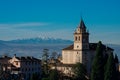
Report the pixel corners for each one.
[63,43,114,51]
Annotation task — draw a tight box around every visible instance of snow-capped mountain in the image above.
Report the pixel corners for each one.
[0,37,73,44]
[0,38,119,59]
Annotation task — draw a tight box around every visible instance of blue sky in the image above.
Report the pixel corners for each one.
[0,0,120,44]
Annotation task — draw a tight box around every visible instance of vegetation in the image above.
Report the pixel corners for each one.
[42,78,49,80]
[30,73,39,80]
[50,51,57,60]
[41,49,59,80]
[114,54,119,64]
[91,41,119,80]
[104,52,118,80]
[72,63,87,80]
[0,41,119,80]
[49,69,58,80]
[42,49,49,75]
[91,41,104,80]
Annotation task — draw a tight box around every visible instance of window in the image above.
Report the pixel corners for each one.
[16,62,18,65]
[79,36,80,41]
[75,36,77,41]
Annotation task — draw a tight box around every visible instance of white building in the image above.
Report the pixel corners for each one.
[58,19,114,76]
[9,55,41,80]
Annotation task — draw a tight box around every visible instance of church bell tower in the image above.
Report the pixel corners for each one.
[74,19,89,50]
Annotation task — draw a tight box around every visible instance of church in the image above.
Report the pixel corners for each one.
[54,19,114,77]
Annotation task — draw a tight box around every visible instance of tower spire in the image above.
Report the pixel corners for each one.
[79,18,86,28]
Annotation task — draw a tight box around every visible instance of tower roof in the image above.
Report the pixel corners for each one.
[79,19,86,28]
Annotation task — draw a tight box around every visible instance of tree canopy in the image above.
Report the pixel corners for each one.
[91,41,104,80]
[72,63,87,80]
[104,52,117,80]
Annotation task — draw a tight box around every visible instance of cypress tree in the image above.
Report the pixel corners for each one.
[104,52,116,80]
[91,41,104,80]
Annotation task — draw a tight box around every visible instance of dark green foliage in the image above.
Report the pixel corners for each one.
[49,69,58,80]
[91,41,104,80]
[42,78,49,80]
[104,52,117,80]
[42,49,49,62]
[72,63,87,80]
[42,49,49,75]
[30,73,39,80]
[30,73,36,80]
[50,51,57,59]
[114,54,119,63]
[114,54,119,80]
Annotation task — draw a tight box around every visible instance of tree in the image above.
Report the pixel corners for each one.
[50,51,57,60]
[49,69,58,80]
[42,49,49,75]
[114,54,119,65]
[72,63,87,80]
[104,52,117,80]
[30,73,39,80]
[42,78,49,80]
[91,41,104,80]
[114,54,119,80]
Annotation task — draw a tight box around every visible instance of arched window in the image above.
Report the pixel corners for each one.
[79,36,80,41]
[75,36,77,41]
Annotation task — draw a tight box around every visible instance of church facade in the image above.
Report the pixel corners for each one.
[57,19,114,76]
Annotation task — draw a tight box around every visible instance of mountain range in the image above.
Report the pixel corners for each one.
[1,37,73,44]
[0,37,119,60]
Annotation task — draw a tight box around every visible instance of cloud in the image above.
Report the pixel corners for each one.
[0,22,50,29]
[0,22,74,40]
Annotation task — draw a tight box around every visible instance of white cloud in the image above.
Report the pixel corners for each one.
[0,22,50,29]
[0,22,74,40]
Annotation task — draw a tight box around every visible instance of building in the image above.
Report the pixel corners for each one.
[56,19,114,76]
[9,54,41,80]
[119,64,120,72]
[0,55,11,71]
[0,55,41,80]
